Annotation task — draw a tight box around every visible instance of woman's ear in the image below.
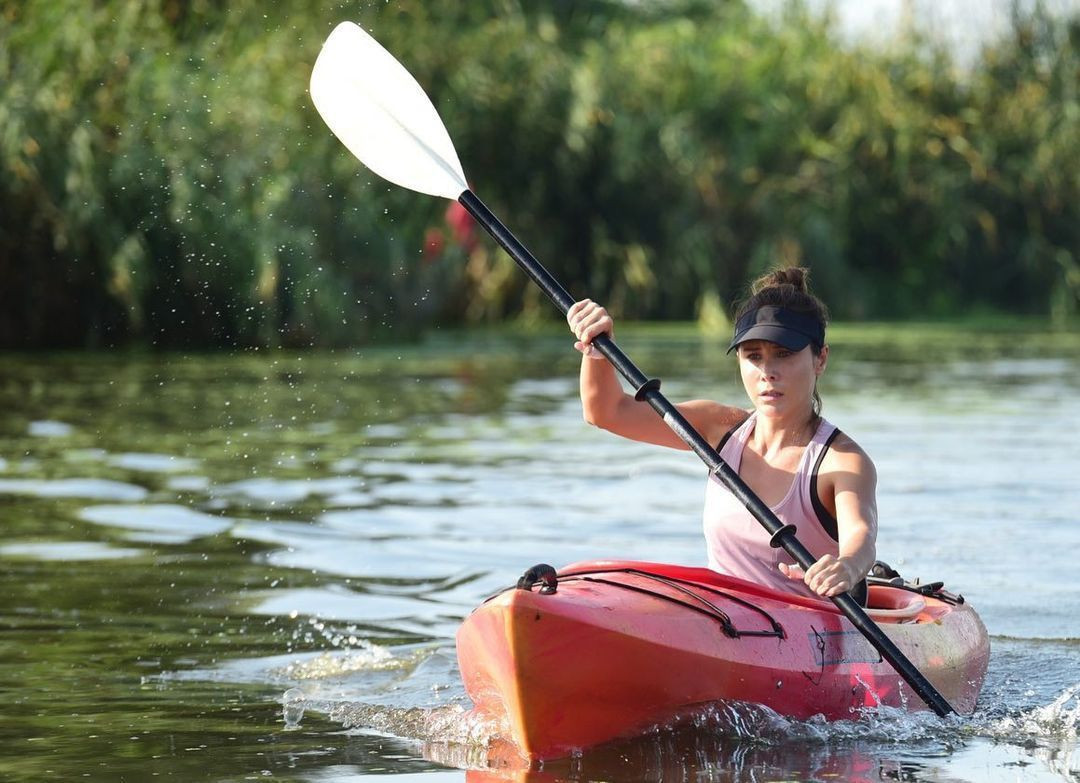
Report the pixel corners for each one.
[815,345,829,376]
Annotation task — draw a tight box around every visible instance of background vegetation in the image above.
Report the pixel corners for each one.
[1,0,1077,348]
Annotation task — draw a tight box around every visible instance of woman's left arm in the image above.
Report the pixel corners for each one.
[830,443,878,586]
[780,437,878,598]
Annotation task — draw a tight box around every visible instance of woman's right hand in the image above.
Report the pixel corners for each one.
[567,299,614,359]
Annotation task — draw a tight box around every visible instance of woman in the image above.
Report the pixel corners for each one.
[566,267,877,602]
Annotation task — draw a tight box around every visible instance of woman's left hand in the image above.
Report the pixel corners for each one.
[779,554,859,598]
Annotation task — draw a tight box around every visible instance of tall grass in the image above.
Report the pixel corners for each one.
[1,0,1076,347]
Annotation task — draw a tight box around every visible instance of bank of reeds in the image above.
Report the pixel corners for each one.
[1,1,1076,347]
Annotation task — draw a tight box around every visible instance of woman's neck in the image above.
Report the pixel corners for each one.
[751,411,818,457]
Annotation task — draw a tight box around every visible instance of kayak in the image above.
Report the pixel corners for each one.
[456,560,989,761]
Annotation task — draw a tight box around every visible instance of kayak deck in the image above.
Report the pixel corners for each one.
[456,560,989,761]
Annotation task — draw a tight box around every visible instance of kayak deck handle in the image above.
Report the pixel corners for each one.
[517,563,558,594]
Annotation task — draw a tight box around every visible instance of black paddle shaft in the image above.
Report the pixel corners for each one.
[459,189,956,717]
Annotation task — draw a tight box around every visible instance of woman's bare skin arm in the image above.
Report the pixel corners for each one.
[568,299,748,449]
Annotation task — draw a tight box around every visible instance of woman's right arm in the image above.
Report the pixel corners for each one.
[567,300,746,449]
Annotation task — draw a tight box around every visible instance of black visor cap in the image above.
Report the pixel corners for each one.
[727,305,825,354]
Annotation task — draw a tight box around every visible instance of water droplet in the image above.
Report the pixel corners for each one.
[282,687,306,730]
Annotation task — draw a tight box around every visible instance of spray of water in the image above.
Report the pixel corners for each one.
[271,631,1080,776]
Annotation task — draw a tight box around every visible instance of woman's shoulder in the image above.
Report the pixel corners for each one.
[820,427,878,480]
[676,400,751,446]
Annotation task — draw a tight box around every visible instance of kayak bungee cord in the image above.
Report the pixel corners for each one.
[507,564,786,639]
[504,562,965,636]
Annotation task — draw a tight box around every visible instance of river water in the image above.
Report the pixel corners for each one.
[1,325,1078,782]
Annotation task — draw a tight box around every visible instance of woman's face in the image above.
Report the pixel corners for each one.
[736,340,828,420]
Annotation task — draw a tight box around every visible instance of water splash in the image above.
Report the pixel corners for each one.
[329,702,495,743]
[298,687,1080,773]
[987,685,1080,741]
[273,641,418,680]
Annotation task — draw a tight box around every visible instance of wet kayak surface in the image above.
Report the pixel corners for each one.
[1,327,1077,781]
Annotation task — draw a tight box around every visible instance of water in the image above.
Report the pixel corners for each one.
[1,326,1078,782]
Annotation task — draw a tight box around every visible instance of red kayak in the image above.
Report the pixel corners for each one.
[456,560,989,761]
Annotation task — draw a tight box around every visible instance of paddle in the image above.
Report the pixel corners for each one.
[309,21,956,718]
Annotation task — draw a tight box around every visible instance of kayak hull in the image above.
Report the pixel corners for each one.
[456,560,989,761]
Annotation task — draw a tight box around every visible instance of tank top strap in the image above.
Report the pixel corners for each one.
[792,417,838,495]
[717,412,757,471]
[811,416,839,446]
[806,417,839,464]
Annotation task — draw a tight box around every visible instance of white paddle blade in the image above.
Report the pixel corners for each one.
[310,22,468,201]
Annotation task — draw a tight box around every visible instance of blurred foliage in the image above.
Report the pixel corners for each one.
[0,0,1077,348]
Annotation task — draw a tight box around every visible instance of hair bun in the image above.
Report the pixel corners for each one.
[751,266,810,295]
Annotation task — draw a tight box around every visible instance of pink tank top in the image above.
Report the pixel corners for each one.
[703,413,840,599]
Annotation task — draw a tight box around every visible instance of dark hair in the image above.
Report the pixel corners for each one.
[733,266,829,416]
